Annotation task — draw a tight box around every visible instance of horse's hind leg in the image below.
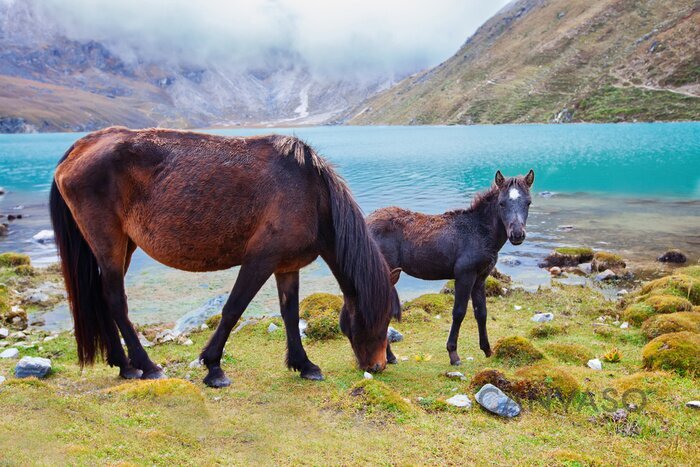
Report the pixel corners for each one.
[200,260,275,388]
[275,271,323,381]
[446,272,476,366]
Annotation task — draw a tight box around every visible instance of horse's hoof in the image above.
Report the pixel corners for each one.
[483,349,493,358]
[119,366,143,379]
[450,359,462,366]
[387,356,398,365]
[141,369,167,380]
[204,367,231,388]
[300,366,324,381]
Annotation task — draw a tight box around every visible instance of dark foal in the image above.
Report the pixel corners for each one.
[368,170,534,365]
[50,127,401,387]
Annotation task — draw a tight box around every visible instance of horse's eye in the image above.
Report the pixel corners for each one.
[499,201,506,207]
[526,200,531,206]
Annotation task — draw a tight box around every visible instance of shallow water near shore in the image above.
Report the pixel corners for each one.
[1,123,699,328]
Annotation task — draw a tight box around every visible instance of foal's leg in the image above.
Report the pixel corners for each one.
[275,271,323,380]
[446,272,476,365]
[200,261,275,388]
[471,278,492,357]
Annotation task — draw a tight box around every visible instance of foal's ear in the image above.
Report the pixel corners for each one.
[494,170,505,188]
[390,268,402,285]
[524,169,535,187]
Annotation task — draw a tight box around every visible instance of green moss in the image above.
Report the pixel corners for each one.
[0,252,31,267]
[350,379,413,417]
[529,323,568,339]
[641,275,700,305]
[205,314,221,328]
[402,293,453,315]
[623,303,656,327]
[493,336,544,366]
[305,311,342,340]
[591,252,626,272]
[677,265,700,279]
[514,364,580,399]
[641,312,700,340]
[299,293,343,320]
[470,368,512,391]
[644,294,693,314]
[554,247,593,257]
[401,307,431,323]
[641,331,700,377]
[106,379,205,404]
[543,343,593,365]
[0,284,10,316]
[485,276,505,297]
[13,264,35,276]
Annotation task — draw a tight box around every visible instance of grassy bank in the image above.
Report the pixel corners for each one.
[1,281,698,465]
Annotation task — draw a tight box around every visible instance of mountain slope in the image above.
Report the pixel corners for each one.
[347,0,700,125]
[0,0,397,132]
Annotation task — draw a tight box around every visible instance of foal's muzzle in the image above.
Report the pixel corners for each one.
[508,225,526,245]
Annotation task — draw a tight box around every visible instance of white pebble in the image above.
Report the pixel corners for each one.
[620,322,629,329]
[363,371,373,380]
[686,401,700,409]
[514,305,522,311]
[587,358,603,371]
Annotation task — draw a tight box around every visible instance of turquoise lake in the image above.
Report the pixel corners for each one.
[1,123,699,326]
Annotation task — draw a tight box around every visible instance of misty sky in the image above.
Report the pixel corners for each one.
[35,0,511,76]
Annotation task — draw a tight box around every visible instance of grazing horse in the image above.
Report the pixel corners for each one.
[368,170,534,365]
[50,127,401,388]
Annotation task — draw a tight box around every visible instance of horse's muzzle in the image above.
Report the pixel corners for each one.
[508,228,526,245]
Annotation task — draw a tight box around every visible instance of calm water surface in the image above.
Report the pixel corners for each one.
[1,123,699,326]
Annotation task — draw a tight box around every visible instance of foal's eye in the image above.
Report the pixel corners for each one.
[526,200,532,206]
[499,201,506,207]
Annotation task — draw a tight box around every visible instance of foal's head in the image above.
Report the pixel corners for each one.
[494,170,535,245]
[339,267,402,372]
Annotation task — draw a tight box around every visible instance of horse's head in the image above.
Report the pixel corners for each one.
[495,169,534,245]
[339,267,401,372]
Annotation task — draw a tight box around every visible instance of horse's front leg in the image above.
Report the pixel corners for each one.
[471,278,492,357]
[446,272,476,365]
[275,271,323,381]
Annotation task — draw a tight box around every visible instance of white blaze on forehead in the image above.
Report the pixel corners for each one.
[509,188,521,200]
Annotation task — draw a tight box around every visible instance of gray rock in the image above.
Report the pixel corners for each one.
[387,326,403,343]
[15,356,52,378]
[499,256,521,267]
[587,358,603,370]
[595,269,617,281]
[445,394,472,408]
[531,312,554,323]
[0,328,8,339]
[686,401,700,409]
[578,262,593,275]
[32,230,54,244]
[189,358,202,369]
[139,334,154,347]
[0,348,19,359]
[446,371,465,379]
[267,322,279,333]
[475,384,520,418]
[657,250,687,264]
[24,291,50,304]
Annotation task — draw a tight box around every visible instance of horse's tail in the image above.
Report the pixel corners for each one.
[49,145,110,366]
[271,135,392,330]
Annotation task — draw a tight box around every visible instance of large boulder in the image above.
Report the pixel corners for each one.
[641,331,700,376]
[475,384,521,418]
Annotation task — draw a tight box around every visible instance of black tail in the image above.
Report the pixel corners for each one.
[271,135,392,332]
[49,146,110,366]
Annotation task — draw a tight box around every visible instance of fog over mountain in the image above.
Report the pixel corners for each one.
[0,0,509,132]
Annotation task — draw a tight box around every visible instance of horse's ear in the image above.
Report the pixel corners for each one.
[525,169,535,187]
[494,170,505,188]
[390,268,402,285]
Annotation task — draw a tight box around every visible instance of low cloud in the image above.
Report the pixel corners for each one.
[34,0,510,75]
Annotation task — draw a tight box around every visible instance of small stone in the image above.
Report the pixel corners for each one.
[539,191,555,198]
[24,291,50,304]
[387,326,403,343]
[587,358,603,370]
[499,256,521,267]
[549,266,562,276]
[657,250,686,264]
[686,401,700,409]
[15,356,52,378]
[557,225,574,232]
[9,331,26,340]
[475,384,520,418]
[267,322,279,333]
[611,408,628,422]
[200,323,209,331]
[32,230,55,244]
[531,312,554,323]
[0,348,19,359]
[445,394,472,408]
[435,315,442,320]
[620,322,629,329]
[617,289,628,297]
[595,269,618,281]
[400,356,409,361]
[0,375,5,385]
[363,371,373,380]
[189,358,202,369]
[578,262,593,275]
[465,356,474,361]
[0,328,8,339]
[43,335,58,342]
[446,371,465,379]
[139,334,154,347]
[514,305,522,311]
[181,338,193,346]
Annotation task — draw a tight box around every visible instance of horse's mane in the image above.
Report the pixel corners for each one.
[447,177,528,216]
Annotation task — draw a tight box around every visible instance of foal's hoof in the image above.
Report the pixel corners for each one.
[300,365,324,381]
[204,368,231,388]
[119,366,143,380]
[483,348,493,358]
[141,369,167,380]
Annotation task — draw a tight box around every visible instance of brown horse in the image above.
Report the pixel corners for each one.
[368,170,534,365]
[50,127,401,387]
